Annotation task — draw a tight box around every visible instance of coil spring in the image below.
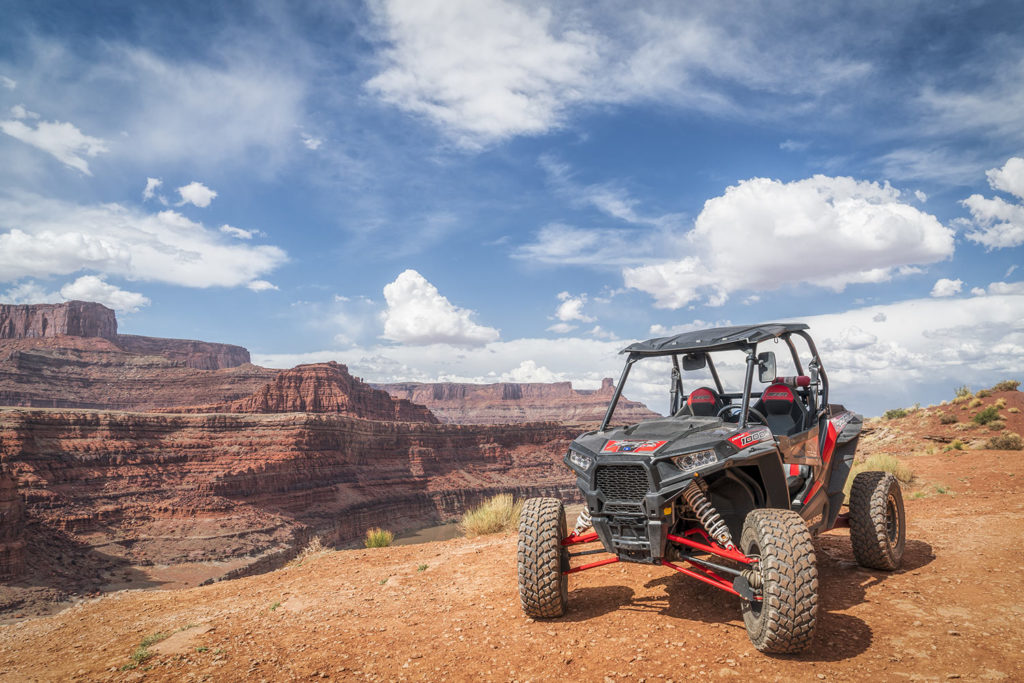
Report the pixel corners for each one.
[681,480,735,549]
[573,507,592,535]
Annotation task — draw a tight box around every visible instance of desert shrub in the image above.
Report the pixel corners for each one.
[952,385,973,403]
[943,439,965,451]
[938,413,957,425]
[883,408,909,420]
[976,389,992,399]
[991,380,1021,392]
[1010,407,1021,414]
[995,398,1007,409]
[843,454,914,502]
[968,397,983,408]
[987,432,1024,450]
[973,405,1001,425]
[364,527,394,548]
[988,420,1006,432]
[459,493,524,537]
[286,536,329,567]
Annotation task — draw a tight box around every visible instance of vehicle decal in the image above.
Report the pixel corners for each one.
[601,439,668,454]
[762,388,793,402]
[727,427,773,449]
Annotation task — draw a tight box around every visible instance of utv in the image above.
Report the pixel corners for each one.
[517,323,905,653]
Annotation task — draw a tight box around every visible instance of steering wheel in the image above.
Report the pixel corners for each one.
[716,404,769,425]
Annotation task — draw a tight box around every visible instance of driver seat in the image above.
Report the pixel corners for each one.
[752,382,807,436]
[685,386,723,417]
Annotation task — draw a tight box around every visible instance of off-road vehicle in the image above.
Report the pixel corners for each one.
[517,323,905,653]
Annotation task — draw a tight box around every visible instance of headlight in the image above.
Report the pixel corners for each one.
[671,448,717,473]
[567,450,594,471]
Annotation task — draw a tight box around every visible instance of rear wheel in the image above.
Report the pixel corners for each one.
[849,471,905,570]
[517,498,569,618]
[740,508,818,653]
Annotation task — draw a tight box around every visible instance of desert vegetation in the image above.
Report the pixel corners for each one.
[459,493,524,537]
[843,453,913,501]
[364,527,394,548]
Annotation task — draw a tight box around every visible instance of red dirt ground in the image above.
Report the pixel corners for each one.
[1,394,1023,681]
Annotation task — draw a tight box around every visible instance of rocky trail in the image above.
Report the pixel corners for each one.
[2,437,1023,681]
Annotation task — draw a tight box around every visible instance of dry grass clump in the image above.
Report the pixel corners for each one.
[459,493,524,537]
[991,380,1021,392]
[944,439,966,451]
[968,397,983,408]
[952,385,973,403]
[987,432,1023,450]
[883,408,909,420]
[938,413,957,425]
[1009,407,1021,414]
[843,454,914,502]
[975,389,992,399]
[286,536,329,567]
[364,527,394,548]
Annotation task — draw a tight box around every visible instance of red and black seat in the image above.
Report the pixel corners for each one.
[684,386,724,417]
[752,382,808,436]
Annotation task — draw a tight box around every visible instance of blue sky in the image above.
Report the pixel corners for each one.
[1,1,1022,416]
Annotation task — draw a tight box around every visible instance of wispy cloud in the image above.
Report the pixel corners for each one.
[0,118,107,174]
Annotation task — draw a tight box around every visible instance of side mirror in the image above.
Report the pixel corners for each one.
[682,353,706,371]
[757,351,776,383]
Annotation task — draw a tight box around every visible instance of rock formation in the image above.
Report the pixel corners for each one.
[0,301,117,340]
[182,362,438,423]
[0,468,25,581]
[0,407,577,573]
[375,377,660,424]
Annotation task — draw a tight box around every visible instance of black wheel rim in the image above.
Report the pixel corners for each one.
[885,493,900,543]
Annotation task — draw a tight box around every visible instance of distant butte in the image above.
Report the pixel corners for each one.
[374,377,660,425]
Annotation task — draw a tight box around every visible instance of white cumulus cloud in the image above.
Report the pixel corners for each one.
[0,76,15,90]
[1,280,61,304]
[623,175,954,308]
[0,118,108,174]
[964,157,1024,249]
[381,269,499,346]
[554,291,595,323]
[177,181,218,208]
[246,280,278,292]
[0,192,287,288]
[930,278,962,297]
[142,177,162,201]
[59,275,150,313]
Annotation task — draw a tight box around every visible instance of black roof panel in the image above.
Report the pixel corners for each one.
[623,323,809,356]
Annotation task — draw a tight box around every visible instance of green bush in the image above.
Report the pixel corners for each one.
[991,380,1021,392]
[972,405,1001,425]
[459,493,524,537]
[987,432,1023,450]
[883,408,909,420]
[943,439,965,452]
[976,389,992,399]
[364,527,394,548]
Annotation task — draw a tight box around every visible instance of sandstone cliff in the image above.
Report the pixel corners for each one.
[0,407,577,575]
[182,362,438,423]
[0,301,117,340]
[375,377,661,424]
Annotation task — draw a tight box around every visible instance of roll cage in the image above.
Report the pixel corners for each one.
[599,323,831,432]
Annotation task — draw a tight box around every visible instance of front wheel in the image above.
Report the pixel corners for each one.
[517,498,569,618]
[849,471,906,570]
[740,508,818,653]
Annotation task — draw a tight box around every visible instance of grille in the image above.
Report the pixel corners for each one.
[596,465,649,502]
[602,501,644,516]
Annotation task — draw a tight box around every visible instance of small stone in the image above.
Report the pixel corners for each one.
[948,630,961,636]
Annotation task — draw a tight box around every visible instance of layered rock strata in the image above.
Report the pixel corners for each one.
[0,408,577,572]
[376,377,661,424]
[0,301,117,340]
[181,362,438,423]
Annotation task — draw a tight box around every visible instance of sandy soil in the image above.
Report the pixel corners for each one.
[0,441,1022,682]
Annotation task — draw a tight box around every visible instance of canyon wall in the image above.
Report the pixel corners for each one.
[181,362,438,423]
[0,301,117,340]
[0,408,577,572]
[375,377,661,424]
